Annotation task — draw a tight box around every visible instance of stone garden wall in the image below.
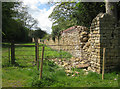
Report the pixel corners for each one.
[44,26,89,60]
[44,13,120,74]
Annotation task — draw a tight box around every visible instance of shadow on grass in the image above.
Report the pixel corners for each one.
[2,60,36,68]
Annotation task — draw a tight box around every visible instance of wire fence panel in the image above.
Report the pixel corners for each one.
[2,43,36,67]
[2,44,11,67]
[2,43,77,68]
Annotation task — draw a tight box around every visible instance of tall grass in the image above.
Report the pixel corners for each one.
[2,43,120,87]
[2,42,72,87]
[31,59,119,87]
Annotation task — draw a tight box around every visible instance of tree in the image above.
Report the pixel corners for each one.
[105,1,117,20]
[2,2,39,42]
[49,2,77,40]
[49,2,76,29]
[30,28,47,39]
[73,2,105,27]
[2,2,20,41]
[51,25,61,41]
[15,4,38,29]
[49,2,105,40]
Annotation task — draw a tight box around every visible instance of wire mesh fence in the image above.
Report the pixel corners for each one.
[2,44,11,66]
[2,43,81,68]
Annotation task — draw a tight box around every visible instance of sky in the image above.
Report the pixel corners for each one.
[21,0,57,34]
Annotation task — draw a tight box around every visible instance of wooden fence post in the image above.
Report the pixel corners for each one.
[11,42,15,64]
[40,46,44,80]
[35,41,39,70]
[102,48,106,80]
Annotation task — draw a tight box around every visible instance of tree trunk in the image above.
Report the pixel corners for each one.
[105,0,117,20]
[35,37,38,43]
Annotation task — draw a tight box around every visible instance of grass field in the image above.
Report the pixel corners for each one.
[2,43,120,87]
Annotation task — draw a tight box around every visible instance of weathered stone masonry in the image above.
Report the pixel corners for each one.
[87,13,120,73]
[44,13,120,74]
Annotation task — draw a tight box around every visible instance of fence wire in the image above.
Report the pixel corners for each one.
[2,43,80,67]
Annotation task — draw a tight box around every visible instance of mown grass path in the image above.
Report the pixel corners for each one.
[2,66,37,87]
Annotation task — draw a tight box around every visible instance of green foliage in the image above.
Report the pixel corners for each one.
[49,2,105,39]
[74,2,105,27]
[42,34,51,41]
[49,2,77,39]
[2,2,38,42]
[31,60,119,87]
[2,2,18,18]
[51,25,61,41]
[3,18,31,42]
[119,74,120,87]
[15,4,38,29]
[49,2,120,39]
[30,28,47,39]
[31,60,66,87]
